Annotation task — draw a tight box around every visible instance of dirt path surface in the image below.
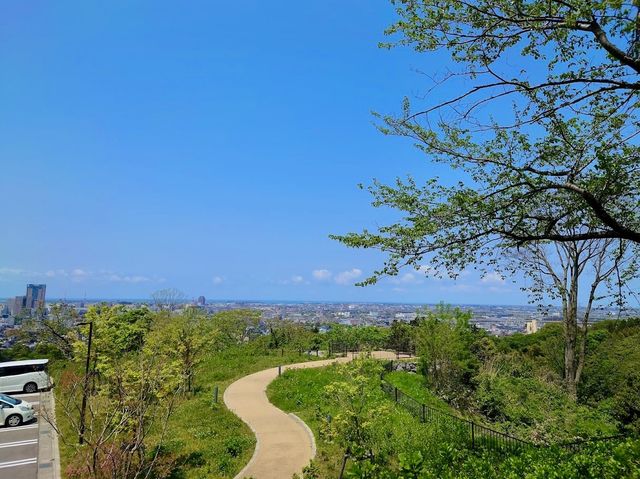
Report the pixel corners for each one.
[224,351,398,479]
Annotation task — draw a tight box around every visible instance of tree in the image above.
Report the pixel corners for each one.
[211,309,261,347]
[56,305,180,479]
[385,0,640,124]
[53,346,181,479]
[388,320,413,354]
[516,237,636,398]
[148,308,218,393]
[322,358,392,477]
[19,303,76,359]
[414,305,477,399]
[331,0,640,251]
[151,288,186,312]
[332,116,640,284]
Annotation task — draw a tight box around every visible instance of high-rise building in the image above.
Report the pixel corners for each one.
[197,296,206,306]
[25,284,46,310]
[8,296,26,316]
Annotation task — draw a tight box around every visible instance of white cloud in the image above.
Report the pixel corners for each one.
[390,272,422,285]
[71,269,89,281]
[481,271,505,285]
[417,264,470,280]
[101,272,158,283]
[277,274,309,285]
[0,267,66,280]
[438,283,477,293]
[312,269,332,281]
[212,276,224,285]
[0,267,32,277]
[334,268,362,285]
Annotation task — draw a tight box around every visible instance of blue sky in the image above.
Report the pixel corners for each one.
[0,1,530,304]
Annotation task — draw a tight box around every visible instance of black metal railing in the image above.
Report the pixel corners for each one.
[381,379,532,454]
[381,360,629,455]
[328,341,416,359]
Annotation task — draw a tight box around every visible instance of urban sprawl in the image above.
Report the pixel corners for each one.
[1,283,635,350]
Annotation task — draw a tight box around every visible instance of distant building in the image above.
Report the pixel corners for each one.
[25,284,46,310]
[197,296,206,306]
[525,319,538,335]
[8,296,26,316]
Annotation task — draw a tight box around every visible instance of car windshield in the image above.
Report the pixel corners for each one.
[0,394,20,406]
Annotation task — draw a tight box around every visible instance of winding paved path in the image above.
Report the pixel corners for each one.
[224,351,398,479]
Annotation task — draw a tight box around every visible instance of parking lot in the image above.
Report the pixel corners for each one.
[0,392,40,479]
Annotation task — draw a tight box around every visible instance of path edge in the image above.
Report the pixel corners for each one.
[289,413,316,458]
[225,371,269,479]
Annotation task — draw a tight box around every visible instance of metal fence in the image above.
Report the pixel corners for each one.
[381,361,629,455]
[381,379,533,454]
[328,341,359,357]
[328,341,415,359]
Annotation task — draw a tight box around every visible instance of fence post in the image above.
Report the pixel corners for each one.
[213,385,218,404]
[422,404,426,423]
[394,387,398,403]
[278,365,282,376]
[471,422,475,450]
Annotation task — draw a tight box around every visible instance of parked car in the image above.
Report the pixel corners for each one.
[0,359,51,393]
[0,393,35,427]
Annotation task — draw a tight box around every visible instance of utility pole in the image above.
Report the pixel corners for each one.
[78,321,93,445]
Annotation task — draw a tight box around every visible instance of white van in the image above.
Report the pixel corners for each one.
[0,359,51,394]
[0,393,35,427]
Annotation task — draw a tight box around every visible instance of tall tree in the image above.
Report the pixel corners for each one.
[516,237,635,397]
[350,0,640,244]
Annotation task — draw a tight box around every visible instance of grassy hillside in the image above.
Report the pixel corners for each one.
[268,357,640,479]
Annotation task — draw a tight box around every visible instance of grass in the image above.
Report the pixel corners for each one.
[54,342,321,479]
[267,359,441,478]
[267,361,640,479]
[159,344,322,478]
[385,369,620,444]
[384,371,456,413]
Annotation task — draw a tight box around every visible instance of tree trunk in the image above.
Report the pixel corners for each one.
[563,258,580,400]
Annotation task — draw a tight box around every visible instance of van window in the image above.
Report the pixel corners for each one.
[0,363,47,377]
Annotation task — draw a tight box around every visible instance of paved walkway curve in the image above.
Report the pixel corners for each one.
[224,351,398,479]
